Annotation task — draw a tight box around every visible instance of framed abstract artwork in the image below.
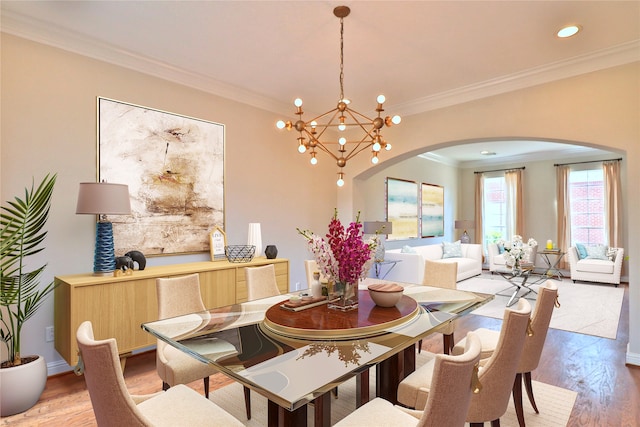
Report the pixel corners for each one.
[386,177,419,240]
[98,97,225,256]
[421,183,444,237]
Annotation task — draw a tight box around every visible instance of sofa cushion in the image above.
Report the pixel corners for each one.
[442,240,462,259]
[575,243,588,259]
[585,244,608,260]
[576,259,615,274]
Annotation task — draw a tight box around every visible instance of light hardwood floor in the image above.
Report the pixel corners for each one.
[2,283,638,426]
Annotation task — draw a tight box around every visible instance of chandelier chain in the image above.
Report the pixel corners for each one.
[339,16,345,102]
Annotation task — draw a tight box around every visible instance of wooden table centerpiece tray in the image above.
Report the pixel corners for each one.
[263,289,420,340]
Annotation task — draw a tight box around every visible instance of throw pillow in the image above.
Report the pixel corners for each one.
[606,247,618,261]
[497,243,505,254]
[575,243,588,259]
[442,240,463,259]
[585,244,608,260]
[401,245,416,254]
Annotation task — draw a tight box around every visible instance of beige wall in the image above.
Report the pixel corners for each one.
[350,62,639,365]
[1,34,337,370]
[2,32,639,370]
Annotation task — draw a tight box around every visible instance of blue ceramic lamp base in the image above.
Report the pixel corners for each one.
[94,221,116,275]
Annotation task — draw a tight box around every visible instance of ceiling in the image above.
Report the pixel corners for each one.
[2,1,638,164]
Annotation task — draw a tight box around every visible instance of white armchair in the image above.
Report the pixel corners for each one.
[567,246,624,286]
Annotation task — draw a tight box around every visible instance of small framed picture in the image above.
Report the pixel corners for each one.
[209,226,227,261]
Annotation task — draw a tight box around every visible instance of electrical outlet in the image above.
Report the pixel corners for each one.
[46,326,54,342]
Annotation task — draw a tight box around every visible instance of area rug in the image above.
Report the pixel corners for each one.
[208,352,577,426]
[456,273,623,339]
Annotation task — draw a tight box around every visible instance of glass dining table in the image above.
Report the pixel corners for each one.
[141,278,492,427]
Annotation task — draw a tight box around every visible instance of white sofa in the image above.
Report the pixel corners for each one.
[383,243,483,284]
[488,242,538,273]
[567,246,624,286]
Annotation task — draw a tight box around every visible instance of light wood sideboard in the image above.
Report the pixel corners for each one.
[54,258,289,367]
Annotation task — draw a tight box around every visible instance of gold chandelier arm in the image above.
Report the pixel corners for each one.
[314,142,341,161]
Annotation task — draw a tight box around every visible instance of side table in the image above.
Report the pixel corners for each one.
[537,250,566,280]
[373,260,402,280]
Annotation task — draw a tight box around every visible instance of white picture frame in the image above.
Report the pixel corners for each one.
[210,226,227,261]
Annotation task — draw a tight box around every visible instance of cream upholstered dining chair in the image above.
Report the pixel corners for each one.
[156,274,252,420]
[304,259,318,289]
[335,331,482,427]
[398,299,532,427]
[452,280,559,426]
[245,264,281,300]
[76,321,244,427]
[419,260,459,354]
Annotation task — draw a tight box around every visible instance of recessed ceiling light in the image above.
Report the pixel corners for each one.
[557,25,581,38]
[481,150,496,156]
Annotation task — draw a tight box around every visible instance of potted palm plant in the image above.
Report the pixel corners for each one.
[1,174,57,416]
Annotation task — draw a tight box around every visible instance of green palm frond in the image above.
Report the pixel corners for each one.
[0,173,57,366]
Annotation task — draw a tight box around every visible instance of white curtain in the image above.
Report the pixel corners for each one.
[505,169,524,239]
[603,159,622,247]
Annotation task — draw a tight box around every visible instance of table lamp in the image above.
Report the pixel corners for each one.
[455,220,474,244]
[76,182,131,275]
[363,221,393,262]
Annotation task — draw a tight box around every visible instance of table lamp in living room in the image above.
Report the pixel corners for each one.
[363,221,393,262]
[76,182,131,275]
[455,220,474,244]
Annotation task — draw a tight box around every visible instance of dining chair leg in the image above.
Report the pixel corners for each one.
[162,381,169,391]
[203,376,210,399]
[491,420,501,427]
[512,373,525,427]
[443,333,454,355]
[417,339,422,353]
[243,386,252,420]
[523,371,539,413]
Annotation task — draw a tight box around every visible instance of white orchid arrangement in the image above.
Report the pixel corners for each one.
[498,235,538,268]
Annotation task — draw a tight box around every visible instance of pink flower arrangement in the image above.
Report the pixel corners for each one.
[298,209,376,285]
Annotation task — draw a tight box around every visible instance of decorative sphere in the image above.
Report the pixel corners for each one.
[373,117,384,129]
[294,120,305,132]
[338,101,347,111]
[337,158,347,168]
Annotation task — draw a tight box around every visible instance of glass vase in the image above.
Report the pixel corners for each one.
[328,281,359,311]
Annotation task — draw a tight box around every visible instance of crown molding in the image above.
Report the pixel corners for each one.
[3,10,638,117]
[392,40,640,117]
[1,10,291,114]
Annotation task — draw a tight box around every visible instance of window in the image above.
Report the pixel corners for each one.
[569,168,605,246]
[482,175,507,247]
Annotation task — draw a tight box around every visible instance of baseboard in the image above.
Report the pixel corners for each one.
[626,343,640,367]
[47,359,73,376]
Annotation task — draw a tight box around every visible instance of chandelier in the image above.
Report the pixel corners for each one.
[276,5,401,187]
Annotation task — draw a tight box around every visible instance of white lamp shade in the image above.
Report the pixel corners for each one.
[363,221,393,235]
[454,220,474,231]
[76,182,131,215]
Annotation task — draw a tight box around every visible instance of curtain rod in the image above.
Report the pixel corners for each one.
[474,166,525,174]
[554,158,622,167]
